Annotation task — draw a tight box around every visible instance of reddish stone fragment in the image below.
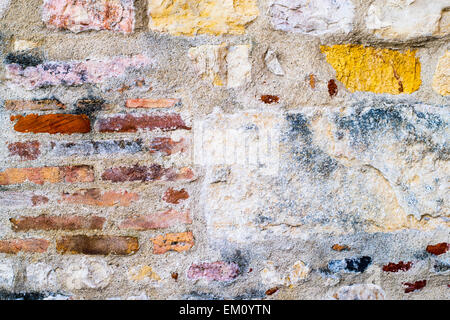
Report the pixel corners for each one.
[8,141,40,160]
[11,114,91,134]
[10,215,105,231]
[163,188,189,204]
[426,243,449,256]
[332,244,350,251]
[0,239,50,254]
[61,188,138,207]
[151,232,194,254]
[56,235,139,255]
[43,0,135,34]
[382,261,413,273]
[187,261,239,281]
[309,74,316,89]
[120,210,192,230]
[404,280,427,293]
[149,137,188,155]
[5,99,66,111]
[260,95,280,104]
[126,99,179,109]
[96,113,190,133]
[328,79,338,97]
[102,164,194,183]
[265,287,279,296]
[31,195,50,206]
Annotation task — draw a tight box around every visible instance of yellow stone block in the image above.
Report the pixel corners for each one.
[147,0,259,36]
[432,51,450,96]
[321,44,421,94]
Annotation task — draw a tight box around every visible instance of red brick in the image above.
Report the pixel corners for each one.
[43,0,135,34]
[96,113,190,133]
[0,239,50,254]
[61,188,138,207]
[126,99,179,109]
[163,188,189,204]
[0,166,94,185]
[5,99,66,111]
[56,235,139,255]
[187,261,239,281]
[8,141,40,160]
[426,243,449,256]
[120,209,192,230]
[11,114,91,134]
[10,215,105,231]
[149,137,188,155]
[151,231,194,254]
[102,164,194,183]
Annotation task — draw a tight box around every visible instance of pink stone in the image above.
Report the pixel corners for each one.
[42,0,135,33]
[5,55,151,90]
[119,210,192,230]
[187,261,240,282]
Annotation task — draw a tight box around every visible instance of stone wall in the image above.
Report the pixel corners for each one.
[0,0,448,300]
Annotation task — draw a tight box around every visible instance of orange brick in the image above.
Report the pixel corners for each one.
[10,215,105,231]
[126,99,179,109]
[0,166,94,185]
[11,114,91,134]
[56,235,139,255]
[151,231,194,254]
[0,239,50,254]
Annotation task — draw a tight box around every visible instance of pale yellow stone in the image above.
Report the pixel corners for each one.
[147,0,259,36]
[261,260,310,287]
[13,39,39,52]
[129,266,161,281]
[188,43,251,88]
[432,51,450,96]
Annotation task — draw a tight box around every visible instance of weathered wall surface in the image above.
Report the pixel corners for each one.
[0,0,448,300]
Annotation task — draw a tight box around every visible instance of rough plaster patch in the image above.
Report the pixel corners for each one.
[25,263,57,291]
[0,0,10,18]
[0,261,14,290]
[269,0,355,35]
